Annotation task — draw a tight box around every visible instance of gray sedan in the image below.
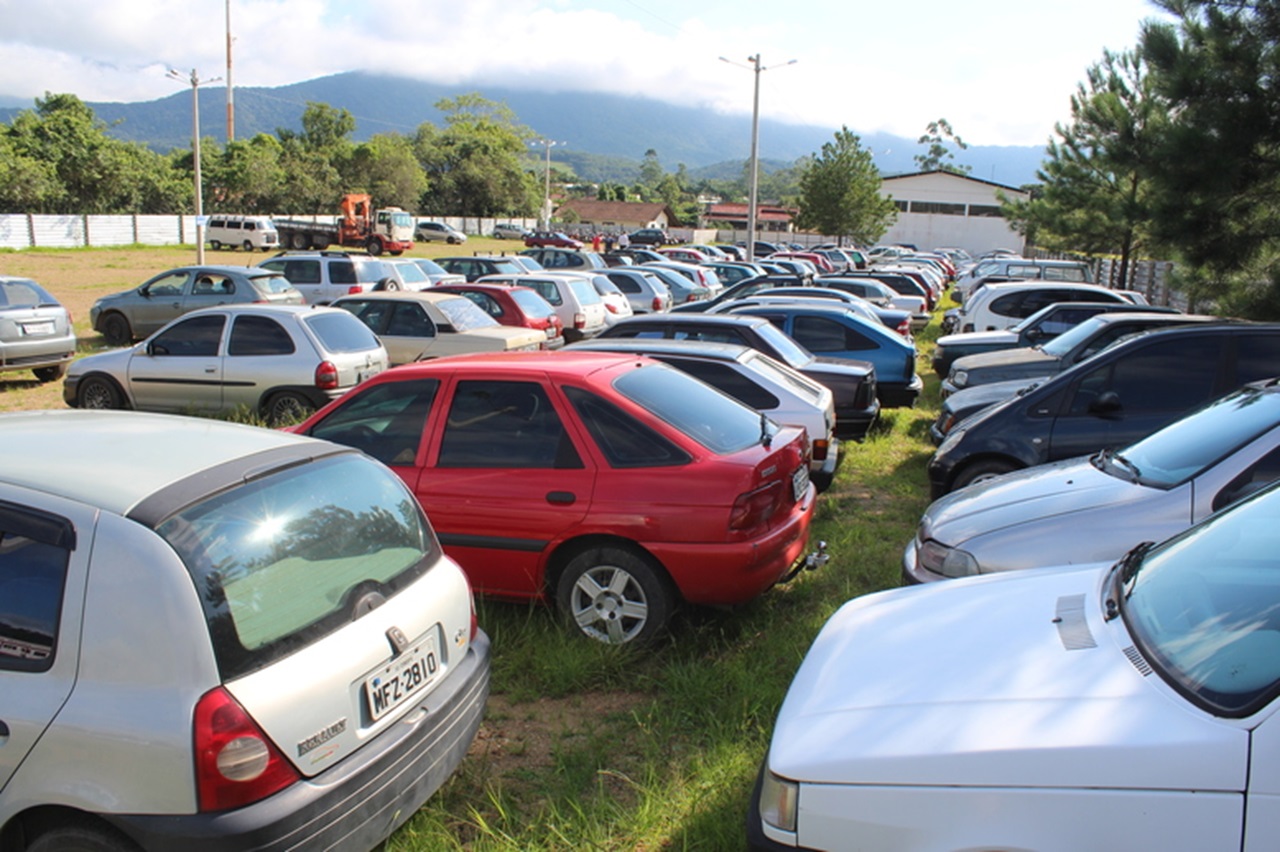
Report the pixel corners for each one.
[90,265,304,345]
[904,379,1280,583]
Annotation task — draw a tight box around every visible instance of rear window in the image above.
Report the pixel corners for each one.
[569,278,602,306]
[305,311,383,353]
[509,288,555,318]
[157,454,437,680]
[612,363,768,454]
[0,279,60,309]
[434,296,499,331]
[248,273,298,296]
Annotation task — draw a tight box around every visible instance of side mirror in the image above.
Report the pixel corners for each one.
[1088,390,1122,415]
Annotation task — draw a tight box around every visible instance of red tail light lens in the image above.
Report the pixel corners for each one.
[315,360,339,389]
[729,481,783,532]
[811,439,829,462]
[651,296,663,311]
[574,312,586,330]
[193,687,299,812]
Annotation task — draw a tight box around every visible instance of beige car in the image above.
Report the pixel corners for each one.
[331,291,546,364]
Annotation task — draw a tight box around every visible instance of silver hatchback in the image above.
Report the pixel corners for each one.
[0,276,76,382]
[64,304,388,423]
[0,410,489,851]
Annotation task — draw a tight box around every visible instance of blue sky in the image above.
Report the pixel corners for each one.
[0,0,1170,146]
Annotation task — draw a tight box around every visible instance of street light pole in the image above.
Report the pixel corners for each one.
[531,139,566,230]
[720,55,796,262]
[168,68,220,265]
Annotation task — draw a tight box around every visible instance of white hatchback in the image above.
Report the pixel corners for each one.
[476,272,607,342]
[0,410,489,851]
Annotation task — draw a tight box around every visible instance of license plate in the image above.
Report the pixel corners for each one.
[365,637,439,721]
[21,321,55,336]
[792,466,810,502]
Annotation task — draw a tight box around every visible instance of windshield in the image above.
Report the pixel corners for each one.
[1097,383,1280,488]
[1040,315,1108,357]
[434,295,499,331]
[1122,481,1280,716]
[412,258,447,276]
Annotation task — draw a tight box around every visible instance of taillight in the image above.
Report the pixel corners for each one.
[897,318,912,337]
[347,285,363,295]
[651,296,662,311]
[574,312,586,330]
[193,687,300,812]
[812,439,829,461]
[606,302,621,314]
[729,481,783,532]
[315,360,339,389]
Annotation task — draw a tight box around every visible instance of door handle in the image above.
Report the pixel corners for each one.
[546,491,576,505]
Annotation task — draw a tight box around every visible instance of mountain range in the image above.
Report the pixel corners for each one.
[0,71,1048,187]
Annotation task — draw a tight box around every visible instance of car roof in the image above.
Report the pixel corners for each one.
[333,291,466,305]
[361,349,651,380]
[0,410,319,516]
[612,313,772,328]
[572,338,754,362]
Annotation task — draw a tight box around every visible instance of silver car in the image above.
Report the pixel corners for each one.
[0,276,76,382]
[90,265,304,345]
[0,409,489,851]
[64,304,388,423]
[905,379,1280,583]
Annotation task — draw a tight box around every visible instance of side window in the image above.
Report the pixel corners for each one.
[280,260,321,285]
[143,272,189,298]
[306,378,439,466]
[793,315,876,352]
[1214,446,1280,511]
[341,300,391,335]
[0,503,74,673]
[531,282,563,305]
[609,274,640,294]
[329,261,357,286]
[1234,335,1280,385]
[1070,338,1221,414]
[1076,323,1143,361]
[228,315,296,356]
[438,380,581,469]
[386,303,434,338]
[564,386,691,468]
[150,314,226,357]
[1039,306,1101,337]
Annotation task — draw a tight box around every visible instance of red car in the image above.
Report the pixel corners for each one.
[433,282,565,349]
[524,231,584,249]
[292,351,820,644]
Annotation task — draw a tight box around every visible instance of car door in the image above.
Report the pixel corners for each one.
[0,496,90,793]
[221,313,302,412]
[1047,336,1224,463]
[133,270,193,336]
[414,374,596,598]
[126,313,226,412]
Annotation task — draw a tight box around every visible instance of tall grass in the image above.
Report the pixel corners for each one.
[393,320,948,849]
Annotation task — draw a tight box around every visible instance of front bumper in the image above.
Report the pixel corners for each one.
[109,632,491,852]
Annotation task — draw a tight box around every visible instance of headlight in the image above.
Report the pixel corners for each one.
[917,539,980,578]
[952,369,968,388]
[936,427,965,456]
[759,770,798,832]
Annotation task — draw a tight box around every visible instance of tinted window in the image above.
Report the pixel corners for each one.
[663,358,780,410]
[0,503,73,673]
[613,363,766,454]
[329,261,357,286]
[1235,334,1280,384]
[152,314,226,357]
[565,386,691,468]
[386,303,435,338]
[307,378,439,466]
[792,315,877,352]
[228,315,296,356]
[438,380,581,469]
[608,273,641,294]
[271,260,320,285]
[158,454,436,680]
[305,311,382,353]
[1070,337,1221,415]
[0,279,59,308]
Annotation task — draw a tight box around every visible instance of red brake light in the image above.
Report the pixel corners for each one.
[574,312,586,330]
[729,481,783,532]
[315,360,339,389]
[811,439,829,462]
[193,687,299,812]
[651,296,662,312]
[347,285,363,295]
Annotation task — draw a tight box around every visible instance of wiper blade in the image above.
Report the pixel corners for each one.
[1111,451,1142,483]
[1104,540,1155,621]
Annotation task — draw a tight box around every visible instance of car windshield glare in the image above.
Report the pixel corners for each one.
[1105,383,1280,488]
[613,363,768,454]
[1123,481,1280,716]
[435,296,500,331]
[156,454,435,679]
[1037,315,1107,357]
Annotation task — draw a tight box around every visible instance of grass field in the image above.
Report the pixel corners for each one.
[0,242,946,850]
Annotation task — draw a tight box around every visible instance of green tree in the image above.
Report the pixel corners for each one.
[205,133,287,212]
[1000,49,1165,288]
[639,148,664,191]
[795,127,897,244]
[914,118,971,174]
[1141,0,1280,273]
[349,133,428,211]
[416,93,536,216]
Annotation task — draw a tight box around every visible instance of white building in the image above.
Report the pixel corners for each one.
[877,170,1029,256]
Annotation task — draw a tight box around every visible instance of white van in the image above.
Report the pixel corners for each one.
[206,215,280,252]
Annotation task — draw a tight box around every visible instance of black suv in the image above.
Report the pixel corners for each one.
[595,313,880,440]
[928,322,1280,497]
[627,228,671,247]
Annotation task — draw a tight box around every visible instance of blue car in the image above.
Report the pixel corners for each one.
[722,301,922,408]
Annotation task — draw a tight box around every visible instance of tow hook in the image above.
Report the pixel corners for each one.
[781,540,829,584]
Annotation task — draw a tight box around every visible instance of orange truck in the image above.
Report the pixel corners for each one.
[273,193,415,255]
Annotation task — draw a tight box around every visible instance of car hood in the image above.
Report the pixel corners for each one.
[943,376,1047,419]
[952,346,1060,384]
[936,329,1019,349]
[768,566,1248,791]
[920,457,1186,556]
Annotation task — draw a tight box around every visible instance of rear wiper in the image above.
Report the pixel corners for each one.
[760,412,772,448]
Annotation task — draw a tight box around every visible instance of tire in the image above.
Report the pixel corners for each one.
[243,239,253,251]
[377,277,400,291]
[210,239,222,251]
[951,459,1018,492]
[263,390,316,425]
[555,545,675,645]
[99,312,132,346]
[290,232,310,250]
[33,363,66,382]
[365,238,383,256]
[76,375,125,410]
[28,821,139,852]
[447,236,460,245]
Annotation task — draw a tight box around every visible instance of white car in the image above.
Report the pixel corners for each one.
[752,479,1280,851]
[475,272,607,342]
[0,410,489,850]
[414,220,467,244]
[956,281,1135,334]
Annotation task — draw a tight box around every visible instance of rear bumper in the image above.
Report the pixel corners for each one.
[108,632,491,852]
[878,374,923,409]
[810,438,841,493]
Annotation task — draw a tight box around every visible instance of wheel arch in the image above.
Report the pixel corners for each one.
[2,805,140,852]
[74,371,133,410]
[542,534,678,604]
[947,453,1025,492]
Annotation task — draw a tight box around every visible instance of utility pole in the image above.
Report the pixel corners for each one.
[226,0,235,142]
[168,68,221,264]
